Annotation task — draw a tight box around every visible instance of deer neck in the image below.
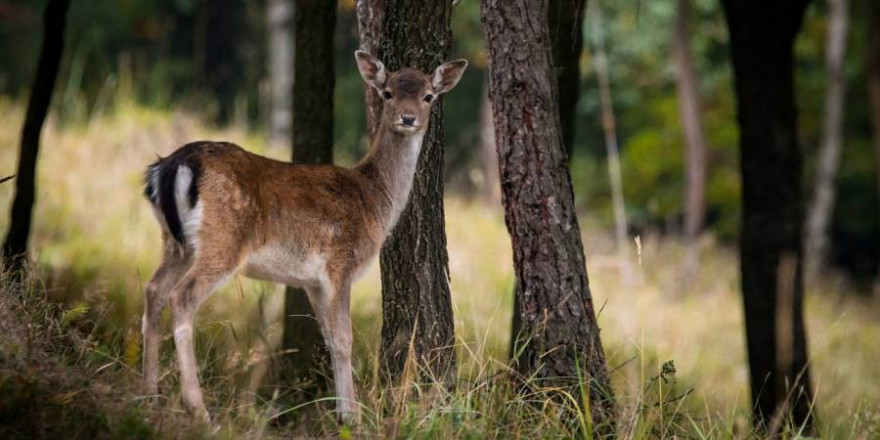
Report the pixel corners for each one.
[354,126,425,235]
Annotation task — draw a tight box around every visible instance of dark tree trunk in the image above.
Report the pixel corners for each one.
[548,0,586,159]
[282,0,336,392]
[672,0,708,273]
[721,0,815,431]
[364,0,457,383]
[203,0,244,125]
[868,0,880,281]
[482,0,615,433]
[510,0,589,361]
[2,0,70,273]
[356,0,385,138]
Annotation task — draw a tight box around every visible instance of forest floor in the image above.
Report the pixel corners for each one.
[1,101,879,439]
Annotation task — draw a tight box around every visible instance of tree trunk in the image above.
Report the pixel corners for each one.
[203,0,244,125]
[805,0,849,278]
[282,0,336,392]
[479,84,500,205]
[267,0,294,148]
[482,0,615,433]
[510,0,586,359]
[866,0,880,282]
[590,2,631,282]
[365,0,457,383]
[548,0,586,159]
[672,0,708,275]
[720,0,815,431]
[356,0,385,138]
[2,0,70,273]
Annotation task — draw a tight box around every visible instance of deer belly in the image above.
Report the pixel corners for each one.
[242,246,327,287]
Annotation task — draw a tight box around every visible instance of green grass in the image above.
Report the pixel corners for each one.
[1,100,879,438]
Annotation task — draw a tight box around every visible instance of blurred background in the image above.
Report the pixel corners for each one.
[1,0,879,437]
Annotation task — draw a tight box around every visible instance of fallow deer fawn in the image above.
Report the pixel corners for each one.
[141,51,467,423]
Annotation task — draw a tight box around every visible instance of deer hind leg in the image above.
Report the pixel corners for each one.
[168,247,244,423]
[305,276,357,423]
[142,241,192,395]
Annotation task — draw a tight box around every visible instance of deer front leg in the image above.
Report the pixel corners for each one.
[306,280,357,423]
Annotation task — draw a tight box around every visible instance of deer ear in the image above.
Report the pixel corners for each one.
[431,59,468,95]
[355,50,387,91]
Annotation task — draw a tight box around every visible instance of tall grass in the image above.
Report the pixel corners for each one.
[1,100,878,438]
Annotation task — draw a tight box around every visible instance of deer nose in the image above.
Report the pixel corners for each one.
[401,114,416,126]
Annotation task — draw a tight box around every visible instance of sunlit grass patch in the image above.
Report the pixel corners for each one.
[1,102,879,438]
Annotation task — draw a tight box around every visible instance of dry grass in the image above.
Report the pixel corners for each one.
[1,100,879,438]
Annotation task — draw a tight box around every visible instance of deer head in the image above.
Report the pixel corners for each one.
[355,50,468,135]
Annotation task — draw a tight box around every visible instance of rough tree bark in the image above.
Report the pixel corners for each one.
[356,0,385,137]
[482,0,615,433]
[2,0,70,273]
[510,0,587,359]
[721,0,815,431]
[805,0,849,277]
[267,0,294,147]
[548,0,586,160]
[672,0,708,274]
[282,0,336,392]
[357,0,457,383]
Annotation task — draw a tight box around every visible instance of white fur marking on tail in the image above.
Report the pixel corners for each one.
[174,165,202,251]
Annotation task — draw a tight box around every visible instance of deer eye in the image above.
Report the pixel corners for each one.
[382,90,392,100]
[424,94,434,103]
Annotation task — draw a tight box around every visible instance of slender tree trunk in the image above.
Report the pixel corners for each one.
[2,0,70,273]
[549,0,586,160]
[282,0,336,392]
[361,0,457,383]
[203,0,244,125]
[672,0,708,275]
[590,2,631,281]
[267,0,294,148]
[866,0,880,282]
[356,0,385,138]
[479,84,500,204]
[482,0,615,433]
[721,0,815,431]
[805,0,849,277]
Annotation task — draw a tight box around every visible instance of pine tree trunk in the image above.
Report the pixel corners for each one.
[548,0,586,159]
[267,0,294,148]
[479,85,500,204]
[203,0,244,125]
[866,0,880,281]
[720,0,815,431]
[482,0,615,432]
[805,0,849,277]
[2,0,70,273]
[282,0,337,392]
[510,0,586,359]
[590,2,631,281]
[672,0,708,275]
[356,0,385,137]
[366,0,457,383]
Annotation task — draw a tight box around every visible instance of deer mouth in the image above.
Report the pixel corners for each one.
[394,123,421,133]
